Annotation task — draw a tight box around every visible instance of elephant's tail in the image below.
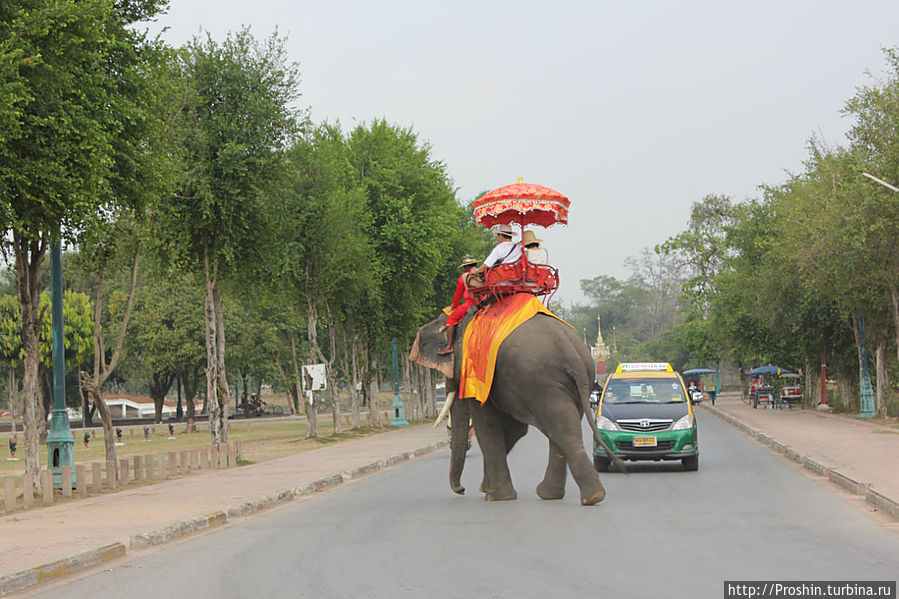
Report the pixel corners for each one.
[566,362,627,473]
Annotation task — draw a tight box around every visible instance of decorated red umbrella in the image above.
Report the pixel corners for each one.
[472,179,570,229]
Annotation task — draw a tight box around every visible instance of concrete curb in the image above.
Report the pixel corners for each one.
[0,543,125,597]
[0,438,449,597]
[130,511,228,550]
[699,404,899,522]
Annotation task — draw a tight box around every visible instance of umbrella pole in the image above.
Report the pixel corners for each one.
[519,222,528,267]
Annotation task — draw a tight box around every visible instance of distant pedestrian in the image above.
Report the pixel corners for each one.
[83,432,90,448]
[589,381,601,412]
[8,435,17,459]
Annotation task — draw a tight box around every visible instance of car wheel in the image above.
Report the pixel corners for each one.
[594,455,610,472]
[682,455,699,471]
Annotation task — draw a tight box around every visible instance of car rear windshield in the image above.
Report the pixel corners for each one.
[603,377,686,404]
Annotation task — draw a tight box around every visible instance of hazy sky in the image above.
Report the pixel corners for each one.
[149,1,899,304]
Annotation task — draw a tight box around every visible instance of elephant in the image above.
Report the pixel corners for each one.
[409,307,621,505]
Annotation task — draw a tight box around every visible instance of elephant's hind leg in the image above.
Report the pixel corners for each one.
[536,440,567,500]
[545,403,606,505]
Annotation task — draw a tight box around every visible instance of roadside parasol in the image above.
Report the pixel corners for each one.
[473,180,570,229]
[682,368,716,375]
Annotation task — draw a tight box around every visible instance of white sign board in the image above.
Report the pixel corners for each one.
[302,364,327,391]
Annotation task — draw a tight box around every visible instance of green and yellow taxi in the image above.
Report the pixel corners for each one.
[593,362,699,471]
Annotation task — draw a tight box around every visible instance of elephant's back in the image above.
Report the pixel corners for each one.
[499,313,592,365]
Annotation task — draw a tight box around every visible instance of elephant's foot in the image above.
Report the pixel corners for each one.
[450,482,465,495]
[485,487,518,501]
[536,480,565,500]
[580,482,606,506]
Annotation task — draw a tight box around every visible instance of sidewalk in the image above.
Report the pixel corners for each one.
[702,393,899,520]
[0,424,447,596]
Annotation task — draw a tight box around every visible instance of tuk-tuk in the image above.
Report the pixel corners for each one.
[779,373,802,408]
[747,365,792,409]
[682,368,717,405]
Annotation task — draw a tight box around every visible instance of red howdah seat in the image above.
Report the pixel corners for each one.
[468,259,559,304]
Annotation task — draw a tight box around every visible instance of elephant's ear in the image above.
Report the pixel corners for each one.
[409,315,454,378]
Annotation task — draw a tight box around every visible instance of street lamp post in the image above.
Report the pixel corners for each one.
[390,337,408,427]
[46,241,75,488]
[862,172,899,192]
[857,318,875,419]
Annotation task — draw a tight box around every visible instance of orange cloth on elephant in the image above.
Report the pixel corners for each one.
[459,293,566,405]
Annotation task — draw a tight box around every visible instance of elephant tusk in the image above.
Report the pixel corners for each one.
[433,391,455,428]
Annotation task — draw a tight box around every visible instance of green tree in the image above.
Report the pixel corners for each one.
[125,273,205,424]
[277,124,375,435]
[0,0,169,480]
[843,47,899,375]
[345,120,472,424]
[154,28,300,445]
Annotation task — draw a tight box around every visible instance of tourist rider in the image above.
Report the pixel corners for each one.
[438,255,480,355]
[469,223,522,278]
[521,230,548,265]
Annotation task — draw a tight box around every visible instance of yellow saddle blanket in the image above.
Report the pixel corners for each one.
[458,293,564,405]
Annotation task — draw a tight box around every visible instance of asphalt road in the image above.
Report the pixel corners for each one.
[25,412,899,599]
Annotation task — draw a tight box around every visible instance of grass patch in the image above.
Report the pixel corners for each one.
[0,415,416,476]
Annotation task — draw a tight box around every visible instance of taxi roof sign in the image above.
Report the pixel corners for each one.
[616,362,673,373]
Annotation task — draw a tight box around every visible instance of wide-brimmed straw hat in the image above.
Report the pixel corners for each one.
[492,223,516,238]
[521,230,543,246]
[458,255,478,268]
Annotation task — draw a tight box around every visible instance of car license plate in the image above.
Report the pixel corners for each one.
[633,436,657,447]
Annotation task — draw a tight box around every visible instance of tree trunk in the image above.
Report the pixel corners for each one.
[892,285,899,365]
[78,366,92,427]
[426,369,437,419]
[875,338,887,417]
[326,306,342,434]
[81,374,116,469]
[81,250,140,472]
[182,368,199,432]
[8,369,17,433]
[838,377,852,409]
[738,361,748,404]
[150,372,175,423]
[204,250,228,446]
[339,326,362,429]
[288,332,305,422]
[803,362,821,406]
[274,356,297,415]
[366,345,380,427]
[402,352,412,408]
[805,359,816,407]
[305,301,319,439]
[213,283,230,439]
[349,338,361,428]
[14,232,47,485]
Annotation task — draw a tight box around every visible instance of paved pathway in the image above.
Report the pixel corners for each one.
[707,393,899,501]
